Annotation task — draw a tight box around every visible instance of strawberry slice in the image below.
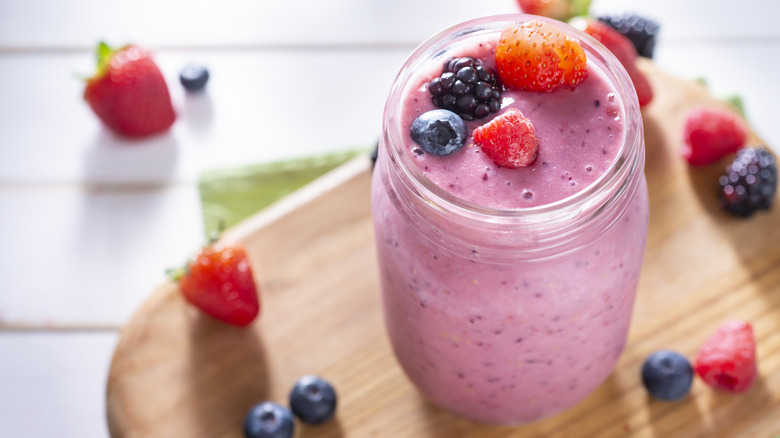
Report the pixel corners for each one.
[174,241,260,327]
[495,20,588,92]
[473,108,538,168]
[84,42,176,137]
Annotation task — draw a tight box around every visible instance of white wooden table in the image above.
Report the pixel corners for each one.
[0,1,777,436]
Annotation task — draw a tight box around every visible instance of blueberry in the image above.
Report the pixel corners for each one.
[410,109,467,156]
[179,64,210,91]
[243,402,294,438]
[289,375,337,425]
[641,350,694,401]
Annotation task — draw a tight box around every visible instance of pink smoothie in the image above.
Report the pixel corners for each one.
[372,16,648,424]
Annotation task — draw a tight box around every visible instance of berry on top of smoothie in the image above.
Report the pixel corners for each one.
[429,57,503,121]
[495,20,588,92]
[410,109,468,156]
[473,108,538,168]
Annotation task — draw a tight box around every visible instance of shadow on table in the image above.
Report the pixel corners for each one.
[180,91,214,135]
[185,312,270,437]
[82,127,179,184]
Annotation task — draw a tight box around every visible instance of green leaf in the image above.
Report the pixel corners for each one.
[198,149,367,238]
[95,41,115,76]
[724,94,746,119]
[570,0,593,18]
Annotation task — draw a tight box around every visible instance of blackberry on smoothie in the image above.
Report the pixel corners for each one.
[371,15,648,424]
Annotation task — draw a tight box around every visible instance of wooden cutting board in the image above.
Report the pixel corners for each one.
[106,61,780,438]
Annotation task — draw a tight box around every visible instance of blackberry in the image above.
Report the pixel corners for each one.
[598,13,660,59]
[718,146,777,217]
[429,57,502,121]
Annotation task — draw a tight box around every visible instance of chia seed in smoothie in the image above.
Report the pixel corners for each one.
[371,16,648,424]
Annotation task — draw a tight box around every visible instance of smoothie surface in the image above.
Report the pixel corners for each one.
[400,36,625,210]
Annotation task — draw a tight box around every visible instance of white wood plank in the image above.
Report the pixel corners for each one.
[1,43,776,185]
[592,0,780,41]
[655,43,780,151]
[0,186,203,326]
[0,0,518,49]
[1,0,778,50]
[0,50,405,184]
[0,331,117,438]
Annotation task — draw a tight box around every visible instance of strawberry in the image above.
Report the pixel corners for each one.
[473,108,538,168]
[515,0,592,22]
[173,241,260,327]
[682,106,748,166]
[495,20,588,92]
[84,42,176,137]
[694,320,757,393]
[573,19,653,107]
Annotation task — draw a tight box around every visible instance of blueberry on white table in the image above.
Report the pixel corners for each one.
[179,64,210,91]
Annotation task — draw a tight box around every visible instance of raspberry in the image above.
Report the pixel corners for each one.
[694,320,757,393]
[495,20,588,92]
[682,106,747,166]
[598,13,660,59]
[473,108,538,168]
[718,146,777,217]
[429,57,503,121]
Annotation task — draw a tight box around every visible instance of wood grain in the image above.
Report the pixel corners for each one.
[106,62,780,438]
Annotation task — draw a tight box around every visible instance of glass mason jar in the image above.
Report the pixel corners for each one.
[371,15,649,424]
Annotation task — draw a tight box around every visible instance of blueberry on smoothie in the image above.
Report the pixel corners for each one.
[289,375,338,425]
[410,109,468,156]
[641,350,694,401]
[243,402,294,438]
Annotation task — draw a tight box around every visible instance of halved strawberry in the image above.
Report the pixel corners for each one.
[495,20,588,93]
[173,241,260,327]
[84,42,176,137]
[515,0,592,22]
[473,108,538,168]
[572,18,653,107]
